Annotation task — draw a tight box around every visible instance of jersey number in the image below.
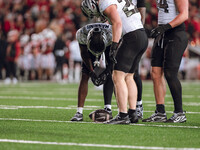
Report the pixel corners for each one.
[117,0,137,17]
[158,0,169,13]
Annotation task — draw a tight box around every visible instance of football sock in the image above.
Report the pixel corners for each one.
[136,100,142,106]
[119,112,128,118]
[77,107,83,114]
[103,75,114,105]
[156,104,165,113]
[134,69,142,102]
[104,105,111,110]
[164,68,183,113]
[128,109,136,114]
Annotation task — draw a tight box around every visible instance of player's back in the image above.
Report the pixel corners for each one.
[98,0,143,35]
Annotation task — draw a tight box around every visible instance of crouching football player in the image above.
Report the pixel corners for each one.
[70,23,114,122]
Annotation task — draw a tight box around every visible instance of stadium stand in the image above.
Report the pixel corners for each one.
[0,0,199,83]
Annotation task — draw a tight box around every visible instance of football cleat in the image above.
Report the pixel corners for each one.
[71,112,83,121]
[89,109,113,122]
[142,111,167,122]
[136,104,143,119]
[165,112,186,123]
[128,110,138,123]
[104,114,130,125]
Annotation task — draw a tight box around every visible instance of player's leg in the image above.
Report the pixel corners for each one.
[103,46,114,113]
[106,70,130,124]
[126,73,138,123]
[134,67,143,119]
[142,37,167,122]
[103,74,114,113]
[128,29,148,122]
[71,63,90,121]
[164,30,188,123]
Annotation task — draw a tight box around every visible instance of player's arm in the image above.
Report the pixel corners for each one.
[137,0,146,25]
[103,4,122,43]
[169,0,188,28]
[79,44,94,72]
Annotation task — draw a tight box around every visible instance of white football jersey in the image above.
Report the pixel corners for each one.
[131,0,137,6]
[156,0,178,24]
[76,23,112,46]
[98,0,143,35]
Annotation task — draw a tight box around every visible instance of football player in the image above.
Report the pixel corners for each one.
[70,23,114,122]
[81,0,148,124]
[142,0,188,123]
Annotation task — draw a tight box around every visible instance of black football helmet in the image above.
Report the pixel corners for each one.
[87,28,107,57]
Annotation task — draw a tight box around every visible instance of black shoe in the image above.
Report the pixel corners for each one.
[165,112,186,123]
[71,112,83,121]
[104,114,130,125]
[128,110,138,123]
[136,105,143,119]
[142,111,167,122]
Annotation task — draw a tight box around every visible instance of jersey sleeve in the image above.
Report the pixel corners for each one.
[98,0,117,14]
[76,28,87,45]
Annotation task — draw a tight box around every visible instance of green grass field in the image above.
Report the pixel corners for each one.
[0,81,200,150]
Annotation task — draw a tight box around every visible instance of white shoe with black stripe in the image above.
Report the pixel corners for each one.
[142,111,167,122]
[165,112,186,123]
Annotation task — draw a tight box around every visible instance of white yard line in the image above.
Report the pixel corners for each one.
[0,139,199,150]
[0,118,199,129]
[0,105,200,114]
[0,96,200,105]
[0,105,101,110]
[0,96,102,102]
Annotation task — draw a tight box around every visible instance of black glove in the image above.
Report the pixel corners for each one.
[150,23,172,38]
[109,42,118,64]
[90,69,110,86]
[89,71,96,78]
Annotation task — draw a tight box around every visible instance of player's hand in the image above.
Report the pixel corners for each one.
[89,71,96,78]
[109,42,118,64]
[150,23,172,38]
[91,71,109,86]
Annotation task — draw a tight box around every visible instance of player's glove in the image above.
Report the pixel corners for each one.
[91,75,103,86]
[109,42,118,64]
[90,69,110,86]
[90,71,101,86]
[150,23,172,38]
[89,71,96,78]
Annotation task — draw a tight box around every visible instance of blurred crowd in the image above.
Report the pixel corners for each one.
[0,0,200,84]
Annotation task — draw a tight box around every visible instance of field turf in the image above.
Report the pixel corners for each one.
[0,81,200,150]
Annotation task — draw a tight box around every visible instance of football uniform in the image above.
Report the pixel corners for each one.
[151,0,188,69]
[157,0,179,25]
[76,23,112,74]
[151,0,188,114]
[98,0,143,35]
[98,0,148,73]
